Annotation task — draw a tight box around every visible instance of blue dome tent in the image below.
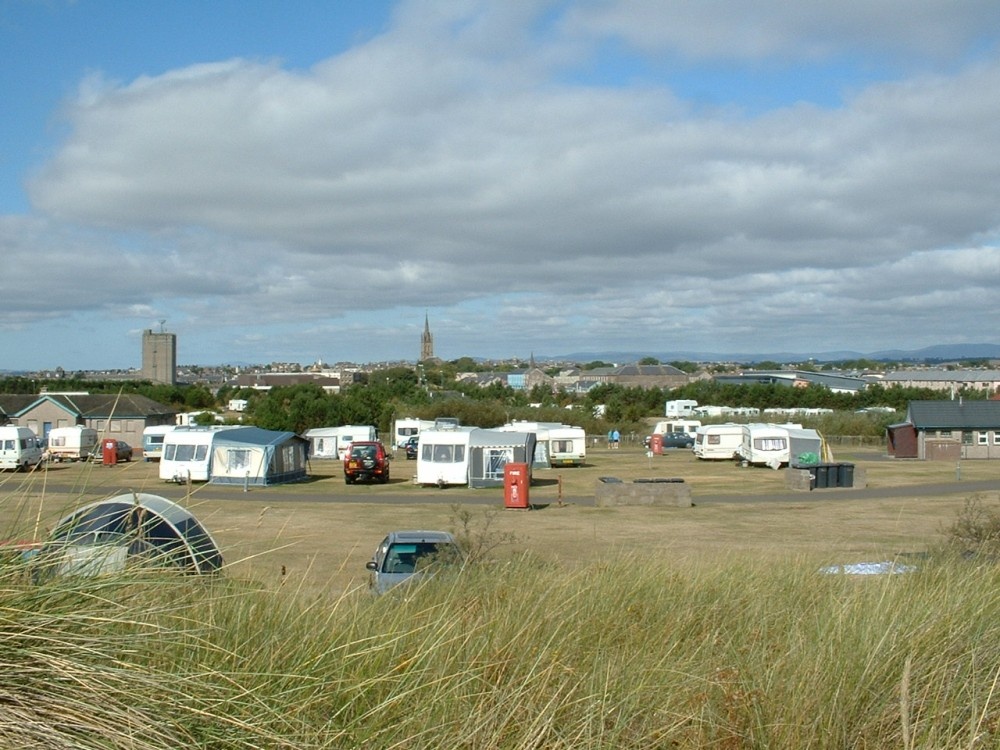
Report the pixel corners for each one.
[41,493,223,577]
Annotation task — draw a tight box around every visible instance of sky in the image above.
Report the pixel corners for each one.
[2,0,1000,371]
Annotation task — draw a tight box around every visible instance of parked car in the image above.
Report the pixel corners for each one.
[93,440,133,462]
[343,441,390,484]
[365,530,460,594]
[643,432,695,449]
[404,435,419,460]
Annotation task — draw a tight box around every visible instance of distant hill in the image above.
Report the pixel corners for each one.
[555,343,1000,365]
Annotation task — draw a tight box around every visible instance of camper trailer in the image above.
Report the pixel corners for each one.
[652,419,702,439]
[496,421,560,468]
[0,426,43,471]
[392,418,435,449]
[304,425,378,459]
[142,425,176,461]
[665,400,699,418]
[46,426,99,462]
[159,426,235,483]
[694,424,744,460]
[737,423,803,469]
[545,426,587,467]
[416,425,476,487]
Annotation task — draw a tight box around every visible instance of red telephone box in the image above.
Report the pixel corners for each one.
[503,462,530,509]
[650,433,663,455]
[102,439,118,466]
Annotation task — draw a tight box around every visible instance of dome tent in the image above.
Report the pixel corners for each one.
[41,493,222,577]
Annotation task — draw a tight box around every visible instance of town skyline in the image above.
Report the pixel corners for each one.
[3,2,999,370]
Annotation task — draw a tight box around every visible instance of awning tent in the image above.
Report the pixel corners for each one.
[209,427,309,486]
[40,493,223,577]
[468,430,536,489]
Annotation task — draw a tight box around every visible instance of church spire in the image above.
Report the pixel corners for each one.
[420,311,434,361]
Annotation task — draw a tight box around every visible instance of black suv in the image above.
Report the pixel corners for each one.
[404,435,419,460]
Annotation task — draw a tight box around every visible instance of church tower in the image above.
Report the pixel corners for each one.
[420,312,434,361]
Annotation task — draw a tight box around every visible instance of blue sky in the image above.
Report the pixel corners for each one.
[2,0,1000,371]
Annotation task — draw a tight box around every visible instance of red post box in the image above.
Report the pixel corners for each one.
[102,439,118,466]
[650,433,663,455]
[503,462,530,509]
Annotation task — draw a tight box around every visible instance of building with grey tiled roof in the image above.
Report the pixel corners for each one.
[886,399,1000,460]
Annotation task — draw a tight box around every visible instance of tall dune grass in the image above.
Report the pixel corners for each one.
[2,461,1000,750]
[5,547,1000,748]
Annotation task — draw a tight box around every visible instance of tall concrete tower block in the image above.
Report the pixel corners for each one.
[142,328,177,385]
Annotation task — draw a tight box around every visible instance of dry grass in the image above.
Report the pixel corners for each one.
[2,446,993,598]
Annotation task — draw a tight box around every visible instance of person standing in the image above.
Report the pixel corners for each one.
[611,428,620,449]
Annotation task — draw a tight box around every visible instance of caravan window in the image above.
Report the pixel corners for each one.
[3,440,13,450]
[551,439,572,453]
[423,444,465,463]
[754,438,786,451]
[165,444,209,462]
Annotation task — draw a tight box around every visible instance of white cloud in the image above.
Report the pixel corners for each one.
[4,1,1000,366]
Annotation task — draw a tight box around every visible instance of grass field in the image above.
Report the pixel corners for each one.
[2,445,996,597]
[4,447,1000,747]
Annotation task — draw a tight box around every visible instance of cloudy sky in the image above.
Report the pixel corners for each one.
[3,0,1000,371]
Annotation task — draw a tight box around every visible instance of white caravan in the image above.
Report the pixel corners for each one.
[0,426,43,471]
[693,424,744,460]
[159,426,235,482]
[46,426,99,462]
[304,425,378,459]
[142,425,176,461]
[545,426,587,466]
[651,419,702,439]
[392,418,435,449]
[665,399,699,418]
[416,425,476,487]
[737,423,803,470]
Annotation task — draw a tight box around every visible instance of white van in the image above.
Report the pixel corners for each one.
[46,426,99,462]
[0,426,44,471]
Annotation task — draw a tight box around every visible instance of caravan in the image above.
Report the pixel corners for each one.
[546,425,587,467]
[737,423,803,469]
[694,424,744,460]
[392,418,435,449]
[159,426,235,482]
[0,426,43,471]
[142,425,176,461]
[496,421,587,468]
[304,425,378,460]
[46,426,99,462]
[416,425,476,487]
[665,400,699,418]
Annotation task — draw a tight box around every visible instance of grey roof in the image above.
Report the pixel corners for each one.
[906,400,1000,429]
[0,393,174,419]
[884,370,1000,383]
[613,364,686,377]
[213,426,306,447]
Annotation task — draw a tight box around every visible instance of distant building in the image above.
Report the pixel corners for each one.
[420,313,434,361]
[887,399,1000,460]
[142,328,177,385]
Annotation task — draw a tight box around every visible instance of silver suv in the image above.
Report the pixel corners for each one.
[365,530,460,594]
